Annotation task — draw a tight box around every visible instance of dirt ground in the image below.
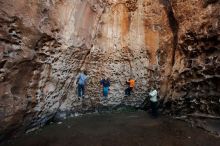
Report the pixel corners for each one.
[1,111,220,146]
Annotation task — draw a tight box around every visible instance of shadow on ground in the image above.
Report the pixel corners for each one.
[1,111,220,146]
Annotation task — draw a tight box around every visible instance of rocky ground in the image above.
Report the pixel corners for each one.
[1,111,220,146]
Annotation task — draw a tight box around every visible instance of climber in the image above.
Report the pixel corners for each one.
[149,86,158,118]
[125,78,135,96]
[76,70,88,99]
[100,77,110,98]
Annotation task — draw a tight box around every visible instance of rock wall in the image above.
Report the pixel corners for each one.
[162,0,220,115]
[0,0,219,138]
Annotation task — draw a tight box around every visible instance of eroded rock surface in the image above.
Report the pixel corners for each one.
[0,0,219,138]
[162,0,220,115]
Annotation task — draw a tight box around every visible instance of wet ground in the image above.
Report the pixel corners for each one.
[1,111,220,146]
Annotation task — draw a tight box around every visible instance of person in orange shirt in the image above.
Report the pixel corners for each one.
[125,78,135,96]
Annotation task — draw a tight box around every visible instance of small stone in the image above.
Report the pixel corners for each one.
[57,122,62,125]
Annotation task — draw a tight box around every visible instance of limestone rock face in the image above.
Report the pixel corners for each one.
[163,0,220,115]
[0,0,219,137]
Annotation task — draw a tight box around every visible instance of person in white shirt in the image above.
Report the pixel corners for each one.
[149,87,158,117]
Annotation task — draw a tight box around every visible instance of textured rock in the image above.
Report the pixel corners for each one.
[162,0,220,115]
[0,0,219,138]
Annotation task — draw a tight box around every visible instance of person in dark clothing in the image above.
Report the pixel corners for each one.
[100,78,110,98]
[149,88,158,117]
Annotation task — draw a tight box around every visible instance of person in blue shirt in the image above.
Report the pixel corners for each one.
[100,77,110,98]
[76,71,88,98]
